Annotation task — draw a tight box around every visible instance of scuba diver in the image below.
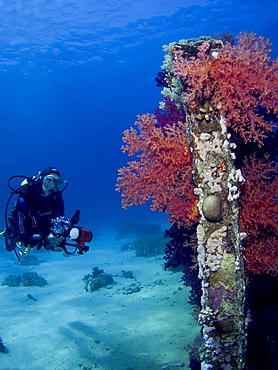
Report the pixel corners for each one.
[1,167,92,259]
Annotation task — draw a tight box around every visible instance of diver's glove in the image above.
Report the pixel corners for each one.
[47,233,64,247]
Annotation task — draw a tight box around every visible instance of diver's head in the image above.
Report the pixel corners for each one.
[39,167,67,196]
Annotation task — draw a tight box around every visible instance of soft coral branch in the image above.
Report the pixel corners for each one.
[116,114,199,227]
[173,32,278,146]
[244,235,278,277]
[239,154,278,237]
[239,154,278,276]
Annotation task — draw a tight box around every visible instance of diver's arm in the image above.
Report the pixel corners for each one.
[16,197,43,246]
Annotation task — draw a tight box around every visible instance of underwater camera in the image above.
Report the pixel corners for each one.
[51,210,93,254]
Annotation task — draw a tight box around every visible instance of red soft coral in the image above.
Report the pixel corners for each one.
[239,154,278,276]
[116,114,199,227]
[174,32,278,146]
[244,235,278,277]
[239,154,278,237]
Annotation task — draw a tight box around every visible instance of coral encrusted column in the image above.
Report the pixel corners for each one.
[185,104,247,369]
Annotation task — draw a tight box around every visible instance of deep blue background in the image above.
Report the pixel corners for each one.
[0,0,277,236]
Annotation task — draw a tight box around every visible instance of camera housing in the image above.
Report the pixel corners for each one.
[51,216,92,254]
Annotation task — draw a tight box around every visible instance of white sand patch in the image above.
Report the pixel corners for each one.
[0,236,200,370]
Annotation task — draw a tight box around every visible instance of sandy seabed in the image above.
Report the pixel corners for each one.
[0,235,200,370]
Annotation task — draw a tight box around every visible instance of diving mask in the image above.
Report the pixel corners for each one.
[42,174,67,195]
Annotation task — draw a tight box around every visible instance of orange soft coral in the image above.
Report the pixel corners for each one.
[174,32,278,146]
[116,114,199,227]
[239,154,278,276]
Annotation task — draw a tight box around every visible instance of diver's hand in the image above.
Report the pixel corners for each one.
[47,233,64,247]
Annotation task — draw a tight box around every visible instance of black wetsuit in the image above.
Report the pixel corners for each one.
[6,180,64,250]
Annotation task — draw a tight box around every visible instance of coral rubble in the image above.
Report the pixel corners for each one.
[1,272,47,287]
[83,267,114,292]
[0,337,7,354]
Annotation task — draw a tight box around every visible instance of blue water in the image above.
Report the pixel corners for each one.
[0,1,278,369]
[0,0,277,236]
